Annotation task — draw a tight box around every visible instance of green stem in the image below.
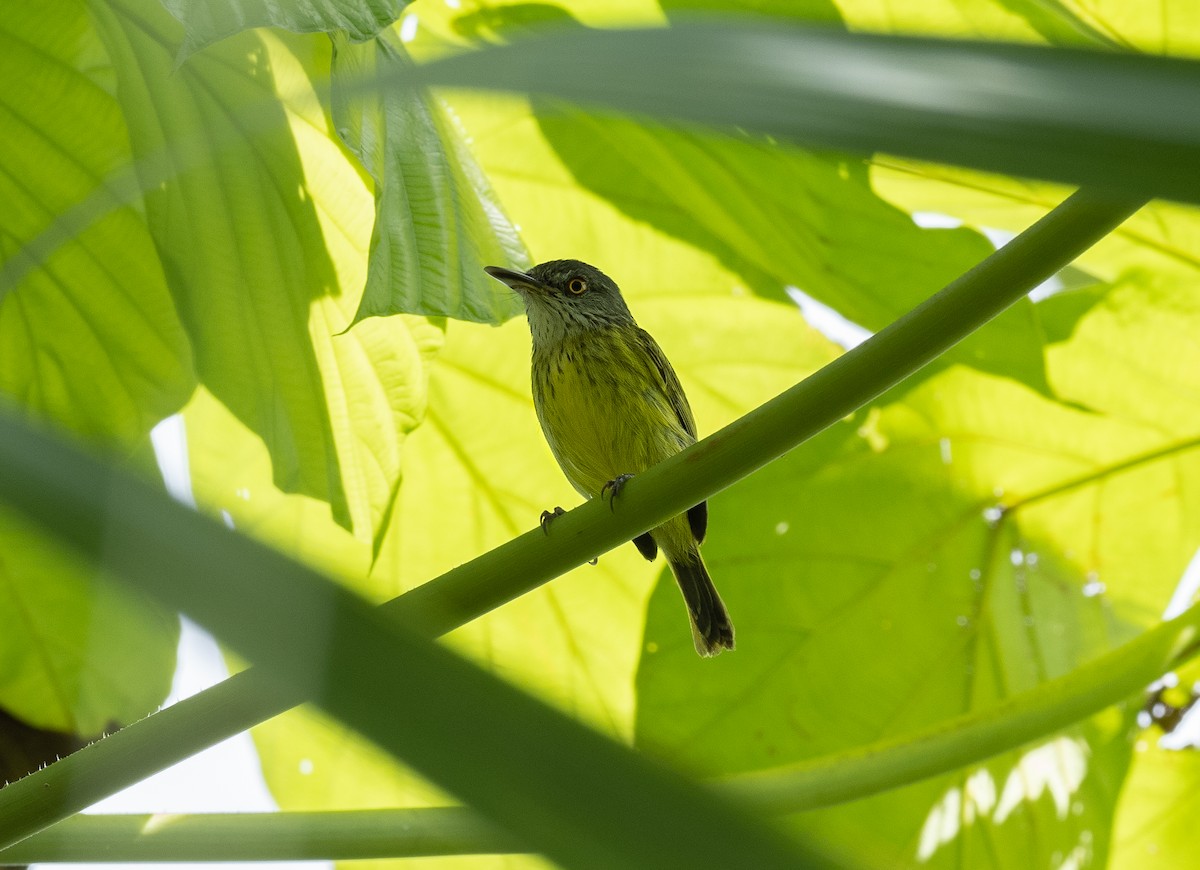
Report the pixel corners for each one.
[0,189,1144,851]
[0,809,518,864]
[8,599,1196,864]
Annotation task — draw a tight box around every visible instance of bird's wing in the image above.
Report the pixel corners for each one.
[634,327,697,439]
[634,327,707,544]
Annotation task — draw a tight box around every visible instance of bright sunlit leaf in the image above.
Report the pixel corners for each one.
[330,32,527,326]
[90,0,356,523]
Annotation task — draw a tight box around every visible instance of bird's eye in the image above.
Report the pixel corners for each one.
[567,277,587,295]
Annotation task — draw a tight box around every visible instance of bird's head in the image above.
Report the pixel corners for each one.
[485,259,635,344]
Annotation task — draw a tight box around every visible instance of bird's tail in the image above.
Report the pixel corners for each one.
[667,550,735,657]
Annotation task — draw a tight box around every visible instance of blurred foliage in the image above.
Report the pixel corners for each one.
[2,0,1199,867]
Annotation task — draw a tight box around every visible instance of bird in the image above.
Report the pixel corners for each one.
[484,259,734,656]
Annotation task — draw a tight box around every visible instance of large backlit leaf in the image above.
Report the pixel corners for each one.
[330,32,527,326]
[0,1,193,445]
[1048,273,1200,437]
[89,0,353,524]
[163,0,410,57]
[635,261,1200,863]
[178,32,446,551]
[870,160,1200,295]
[0,1,187,734]
[636,352,1200,864]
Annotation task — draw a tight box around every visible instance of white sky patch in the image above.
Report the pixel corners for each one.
[912,211,964,229]
[399,13,419,42]
[785,286,873,350]
[917,737,1089,862]
[150,415,195,508]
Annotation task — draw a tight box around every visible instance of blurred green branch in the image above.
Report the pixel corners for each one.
[7,592,1196,863]
[407,24,1200,206]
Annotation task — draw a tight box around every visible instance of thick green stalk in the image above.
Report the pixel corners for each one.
[7,598,1196,864]
[0,809,518,863]
[0,189,1143,850]
[407,25,1200,206]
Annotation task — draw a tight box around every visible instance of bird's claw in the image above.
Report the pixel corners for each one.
[601,474,635,511]
[539,506,566,534]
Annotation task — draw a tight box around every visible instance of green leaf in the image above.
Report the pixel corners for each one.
[1112,743,1200,868]
[162,0,410,57]
[1110,656,1200,870]
[636,357,1200,864]
[88,0,354,524]
[1048,272,1200,436]
[0,1,194,444]
[331,32,527,326]
[0,0,186,736]
[0,509,178,735]
[408,23,1200,206]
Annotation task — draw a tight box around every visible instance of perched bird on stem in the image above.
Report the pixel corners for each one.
[485,260,734,657]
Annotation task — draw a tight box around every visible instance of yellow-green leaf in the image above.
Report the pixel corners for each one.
[331,32,527,326]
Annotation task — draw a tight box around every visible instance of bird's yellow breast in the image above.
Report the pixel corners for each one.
[532,326,692,499]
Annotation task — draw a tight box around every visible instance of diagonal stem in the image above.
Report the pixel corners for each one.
[0,188,1145,850]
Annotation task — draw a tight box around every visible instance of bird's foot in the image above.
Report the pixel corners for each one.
[601,474,635,511]
[539,506,566,534]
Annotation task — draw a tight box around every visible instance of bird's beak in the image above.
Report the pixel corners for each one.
[484,265,548,297]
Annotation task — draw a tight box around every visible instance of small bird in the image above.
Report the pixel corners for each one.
[485,260,734,656]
